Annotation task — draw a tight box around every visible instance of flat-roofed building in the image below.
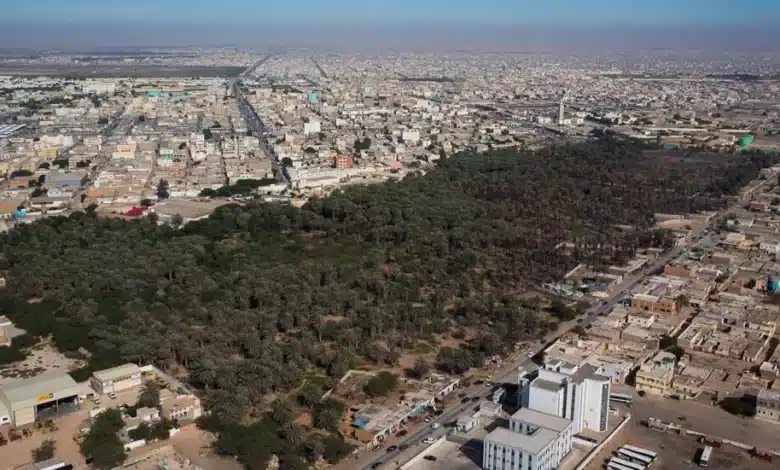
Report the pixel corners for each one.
[484,408,573,470]
[756,389,780,423]
[635,351,676,395]
[90,363,143,395]
[161,394,203,422]
[0,372,82,427]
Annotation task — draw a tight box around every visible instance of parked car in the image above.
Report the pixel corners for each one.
[461,397,470,404]
[424,417,432,423]
[423,437,435,444]
[107,392,117,400]
[431,423,441,429]
[371,462,382,469]
[386,445,398,453]
[423,456,437,461]
[395,430,408,437]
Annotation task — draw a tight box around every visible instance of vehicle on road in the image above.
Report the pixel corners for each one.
[396,430,408,437]
[386,446,398,453]
[434,410,444,416]
[461,397,470,404]
[431,423,441,429]
[422,437,435,444]
[107,392,117,400]
[423,456,437,461]
[399,444,409,451]
[471,396,480,402]
[424,417,432,423]
[371,462,382,469]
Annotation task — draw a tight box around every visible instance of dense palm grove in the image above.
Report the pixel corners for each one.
[0,137,774,468]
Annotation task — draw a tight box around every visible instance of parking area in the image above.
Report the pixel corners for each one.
[613,389,780,452]
[405,440,481,470]
[584,418,776,470]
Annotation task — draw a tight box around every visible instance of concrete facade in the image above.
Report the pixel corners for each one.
[483,409,573,470]
[522,362,610,434]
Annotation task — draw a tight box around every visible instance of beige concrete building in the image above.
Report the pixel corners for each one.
[635,351,676,396]
[90,363,143,395]
[756,389,780,423]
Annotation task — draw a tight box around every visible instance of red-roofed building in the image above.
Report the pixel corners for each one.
[125,207,146,217]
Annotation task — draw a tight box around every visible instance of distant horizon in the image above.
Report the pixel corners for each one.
[1,22,779,54]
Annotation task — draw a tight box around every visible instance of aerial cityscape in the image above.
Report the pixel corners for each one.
[0,2,780,470]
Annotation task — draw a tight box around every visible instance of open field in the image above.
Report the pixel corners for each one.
[583,417,777,470]
[0,64,245,78]
[610,386,780,452]
[0,341,84,384]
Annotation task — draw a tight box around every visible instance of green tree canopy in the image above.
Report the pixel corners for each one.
[364,371,398,397]
[80,409,127,470]
[32,439,56,462]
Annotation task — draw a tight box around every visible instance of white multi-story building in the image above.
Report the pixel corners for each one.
[483,408,573,470]
[303,120,321,136]
[520,362,610,434]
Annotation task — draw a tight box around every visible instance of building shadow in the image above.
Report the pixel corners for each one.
[457,438,484,468]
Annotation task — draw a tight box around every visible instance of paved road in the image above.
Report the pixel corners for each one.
[233,62,290,186]
[362,246,701,469]
[362,186,760,470]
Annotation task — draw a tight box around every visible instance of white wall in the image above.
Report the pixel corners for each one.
[581,378,610,432]
[529,386,563,418]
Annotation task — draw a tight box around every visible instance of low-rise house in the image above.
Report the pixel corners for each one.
[161,395,202,422]
[90,363,143,395]
[635,351,676,395]
[756,389,780,423]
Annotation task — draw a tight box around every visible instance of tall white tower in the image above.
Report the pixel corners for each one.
[558,90,568,126]
[558,99,565,125]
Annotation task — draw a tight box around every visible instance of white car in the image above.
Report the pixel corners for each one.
[107,392,117,400]
[422,437,435,444]
[424,417,432,423]
[431,423,441,429]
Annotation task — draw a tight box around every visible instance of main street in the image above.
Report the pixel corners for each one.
[362,184,759,470]
[230,54,292,186]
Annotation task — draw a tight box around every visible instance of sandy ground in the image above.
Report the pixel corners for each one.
[0,342,85,384]
[610,386,780,452]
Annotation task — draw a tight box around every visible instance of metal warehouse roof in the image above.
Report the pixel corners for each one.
[0,371,79,407]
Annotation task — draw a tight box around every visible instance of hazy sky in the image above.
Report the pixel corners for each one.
[1,1,779,51]
[5,0,780,25]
